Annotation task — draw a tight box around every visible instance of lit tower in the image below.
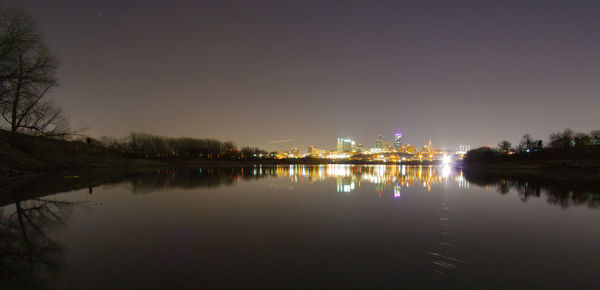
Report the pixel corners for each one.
[376,134,385,149]
[393,133,403,151]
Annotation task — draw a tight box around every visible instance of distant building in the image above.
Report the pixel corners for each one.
[290,147,300,157]
[376,134,385,149]
[307,146,325,157]
[385,142,393,152]
[355,144,367,153]
[457,145,471,154]
[393,133,403,151]
[337,138,355,153]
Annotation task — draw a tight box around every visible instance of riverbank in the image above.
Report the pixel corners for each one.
[0,135,260,177]
[0,131,445,178]
[8,131,600,180]
[0,130,165,177]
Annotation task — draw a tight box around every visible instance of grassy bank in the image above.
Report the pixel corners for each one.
[0,131,163,176]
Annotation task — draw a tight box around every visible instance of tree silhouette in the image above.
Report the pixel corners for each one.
[497,140,511,153]
[0,8,72,139]
[549,129,574,148]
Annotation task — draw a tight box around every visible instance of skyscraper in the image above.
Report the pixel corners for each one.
[337,138,355,153]
[393,133,403,151]
[376,134,384,149]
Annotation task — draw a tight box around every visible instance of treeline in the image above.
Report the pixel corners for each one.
[98,132,268,160]
[465,129,600,164]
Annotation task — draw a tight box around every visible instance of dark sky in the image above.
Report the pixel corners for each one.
[6,0,600,151]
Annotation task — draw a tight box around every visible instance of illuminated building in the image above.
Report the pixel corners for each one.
[337,138,355,153]
[290,147,299,157]
[355,144,367,153]
[307,146,327,157]
[385,142,393,152]
[376,134,385,149]
[457,145,471,154]
[393,133,403,151]
[399,144,408,153]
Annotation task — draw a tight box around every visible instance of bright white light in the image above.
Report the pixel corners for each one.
[442,155,451,165]
[326,154,350,159]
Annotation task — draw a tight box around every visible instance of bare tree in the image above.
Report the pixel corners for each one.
[497,140,512,154]
[549,129,574,148]
[0,8,71,139]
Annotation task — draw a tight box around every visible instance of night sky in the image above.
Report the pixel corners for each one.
[7,0,600,151]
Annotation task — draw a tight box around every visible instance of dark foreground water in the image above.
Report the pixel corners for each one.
[1,165,599,289]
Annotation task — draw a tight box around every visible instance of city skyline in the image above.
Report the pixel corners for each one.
[277,132,468,155]
[271,133,458,163]
[6,1,600,151]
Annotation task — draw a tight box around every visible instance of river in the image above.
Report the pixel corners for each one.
[1,165,599,289]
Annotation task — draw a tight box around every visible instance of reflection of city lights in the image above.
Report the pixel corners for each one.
[442,165,450,179]
[375,165,386,177]
[273,165,464,196]
[329,164,351,177]
[337,178,355,192]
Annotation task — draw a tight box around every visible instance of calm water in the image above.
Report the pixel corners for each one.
[1,165,599,289]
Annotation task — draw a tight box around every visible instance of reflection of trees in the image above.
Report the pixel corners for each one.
[0,198,84,288]
[126,167,274,193]
[1,167,272,287]
[0,168,156,207]
[463,170,600,209]
[0,167,274,202]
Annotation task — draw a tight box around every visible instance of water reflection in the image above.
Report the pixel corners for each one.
[278,164,468,195]
[0,165,599,288]
[463,168,600,209]
[124,167,270,193]
[0,198,86,288]
[274,165,600,208]
[2,165,599,209]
